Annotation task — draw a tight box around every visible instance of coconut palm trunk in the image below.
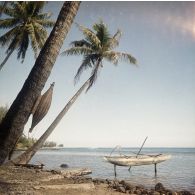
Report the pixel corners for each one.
[0,2,80,165]
[11,78,90,164]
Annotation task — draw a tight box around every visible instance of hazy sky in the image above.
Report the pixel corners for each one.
[0,2,195,147]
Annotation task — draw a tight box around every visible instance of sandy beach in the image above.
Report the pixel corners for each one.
[0,165,193,195]
[0,165,124,195]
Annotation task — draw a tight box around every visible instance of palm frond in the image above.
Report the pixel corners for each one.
[33,22,47,46]
[0,4,16,17]
[26,24,38,58]
[0,18,20,29]
[17,31,29,62]
[0,26,20,46]
[34,31,46,49]
[70,39,92,48]
[13,2,26,16]
[7,34,20,52]
[103,51,137,65]
[35,19,55,28]
[36,12,52,20]
[74,54,98,83]
[93,21,110,46]
[86,58,102,91]
[0,48,14,70]
[61,47,94,56]
[103,51,119,65]
[31,2,45,15]
[0,1,8,16]
[106,29,122,50]
[76,23,101,50]
[118,52,137,65]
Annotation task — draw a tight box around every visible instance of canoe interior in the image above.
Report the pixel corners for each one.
[104,154,171,167]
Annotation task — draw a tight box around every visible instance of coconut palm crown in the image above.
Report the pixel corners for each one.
[0,1,55,70]
[62,21,137,91]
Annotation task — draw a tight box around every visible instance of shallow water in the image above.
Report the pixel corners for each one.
[30,147,195,191]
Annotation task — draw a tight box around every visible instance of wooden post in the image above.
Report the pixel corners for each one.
[114,165,117,177]
[154,163,157,176]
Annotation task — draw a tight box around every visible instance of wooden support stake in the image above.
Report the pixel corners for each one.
[114,165,117,177]
[154,163,157,176]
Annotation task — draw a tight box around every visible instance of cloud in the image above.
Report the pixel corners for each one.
[144,2,195,41]
[165,14,195,39]
[160,3,195,40]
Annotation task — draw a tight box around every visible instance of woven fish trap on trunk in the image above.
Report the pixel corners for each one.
[29,82,55,133]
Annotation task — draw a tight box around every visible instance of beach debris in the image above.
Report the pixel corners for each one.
[14,163,45,170]
[29,82,55,133]
[41,168,92,182]
[33,183,95,191]
[59,168,92,178]
[40,174,64,182]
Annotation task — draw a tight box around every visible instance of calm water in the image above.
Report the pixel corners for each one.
[30,147,195,191]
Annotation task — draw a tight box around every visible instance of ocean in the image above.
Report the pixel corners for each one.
[30,147,195,191]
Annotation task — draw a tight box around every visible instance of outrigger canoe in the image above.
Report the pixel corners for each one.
[104,138,171,176]
[104,154,171,167]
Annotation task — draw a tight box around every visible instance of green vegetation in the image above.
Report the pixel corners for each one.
[43,141,57,148]
[16,136,57,149]
[0,106,58,150]
[17,136,36,149]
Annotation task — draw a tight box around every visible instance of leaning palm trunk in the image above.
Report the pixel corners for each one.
[0,49,14,70]
[11,78,90,164]
[0,2,81,165]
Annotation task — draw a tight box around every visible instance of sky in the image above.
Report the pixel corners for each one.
[0,2,195,147]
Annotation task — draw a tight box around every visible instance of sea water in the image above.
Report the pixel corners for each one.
[30,147,195,191]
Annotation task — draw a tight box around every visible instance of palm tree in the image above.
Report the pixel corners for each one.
[11,21,137,165]
[63,21,137,90]
[0,2,81,165]
[0,1,55,70]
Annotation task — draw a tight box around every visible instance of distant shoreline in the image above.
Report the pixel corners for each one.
[15,147,61,151]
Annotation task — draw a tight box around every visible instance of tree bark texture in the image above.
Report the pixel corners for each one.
[11,78,90,164]
[0,2,81,164]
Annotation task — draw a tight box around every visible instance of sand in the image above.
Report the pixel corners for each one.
[0,165,123,195]
[0,165,193,195]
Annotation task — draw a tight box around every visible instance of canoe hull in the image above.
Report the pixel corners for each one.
[104,154,171,166]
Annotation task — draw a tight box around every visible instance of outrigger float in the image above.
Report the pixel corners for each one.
[104,137,171,177]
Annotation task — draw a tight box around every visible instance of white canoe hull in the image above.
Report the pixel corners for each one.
[104,154,171,166]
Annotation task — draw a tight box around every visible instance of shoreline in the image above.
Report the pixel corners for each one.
[0,165,194,195]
